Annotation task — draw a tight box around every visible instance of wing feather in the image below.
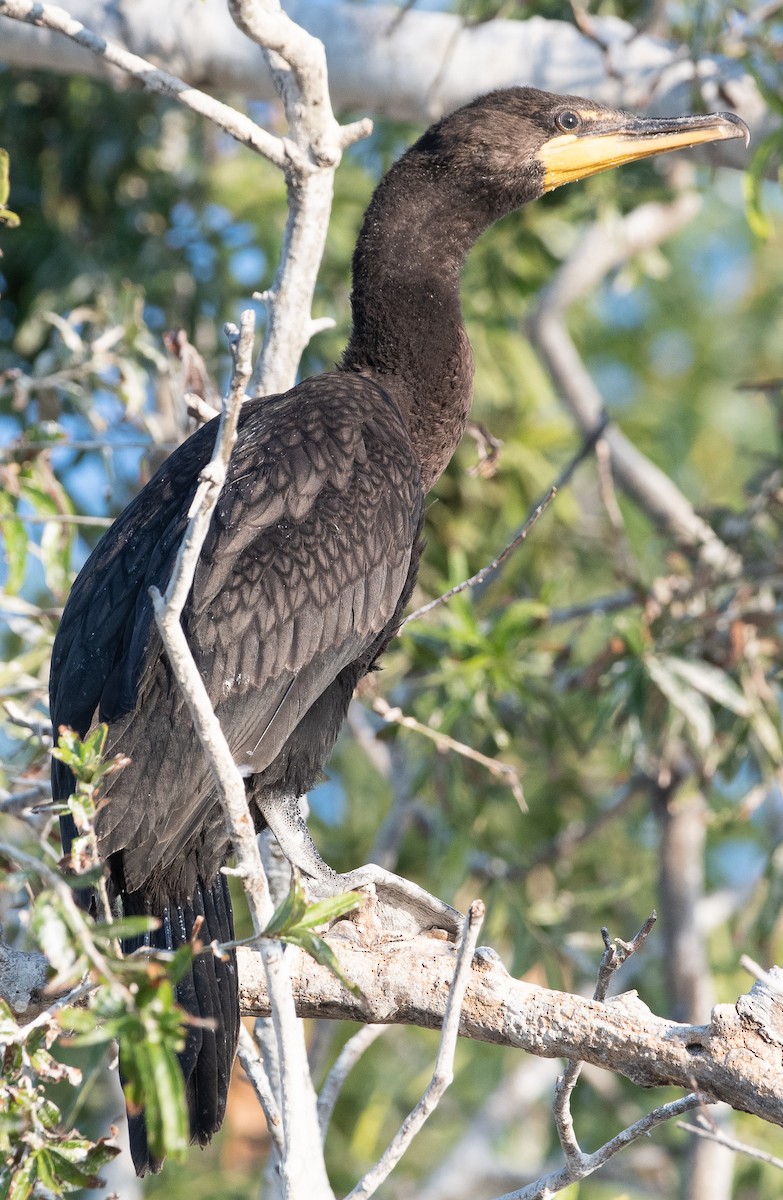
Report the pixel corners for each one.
[51,372,423,891]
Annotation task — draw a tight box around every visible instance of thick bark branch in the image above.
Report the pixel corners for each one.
[236,936,783,1130]
[0,0,771,153]
[5,929,783,1134]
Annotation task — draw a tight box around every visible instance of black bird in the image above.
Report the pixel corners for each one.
[49,88,748,1173]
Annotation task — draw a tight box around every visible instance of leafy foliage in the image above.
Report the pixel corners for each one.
[264,872,362,995]
[0,997,119,1200]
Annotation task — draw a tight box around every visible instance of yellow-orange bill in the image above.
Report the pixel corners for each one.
[540,110,750,192]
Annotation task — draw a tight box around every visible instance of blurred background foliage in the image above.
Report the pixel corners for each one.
[1,0,783,1197]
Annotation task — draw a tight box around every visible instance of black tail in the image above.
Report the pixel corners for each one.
[121,873,239,1176]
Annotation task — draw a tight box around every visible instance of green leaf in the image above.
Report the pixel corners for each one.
[40,1147,106,1191]
[166,941,196,986]
[0,149,10,207]
[656,655,750,717]
[55,1133,119,1170]
[53,724,124,791]
[644,654,714,753]
[31,895,79,976]
[264,872,361,937]
[279,928,361,997]
[7,1154,36,1200]
[92,915,160,942]
[124,1040,188,1164]
[0,149,19,228]
[0,493,27,595]
[282,890,363,931]
[264,873,306,936]
[261,874,362,994]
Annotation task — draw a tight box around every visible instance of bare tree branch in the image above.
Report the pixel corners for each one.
[0,0,295,170]
[237,1023,284,1156]
[146,312,334,1197]
[678,1115,783,1172]
[235,936,783,1129]
[0,0,771,148]
[500,1093,707,1200]
[6,928,783,1139]
[404,418,607,627]
[317,1023,389,1138]
[228,0,371,395]
[371,696,526,810]
[527,187,742,574]
[345,899,485,1200]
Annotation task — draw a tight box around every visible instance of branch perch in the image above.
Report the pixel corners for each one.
[235,935,783,1129]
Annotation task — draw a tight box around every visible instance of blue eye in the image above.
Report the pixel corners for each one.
[555,111,581,132]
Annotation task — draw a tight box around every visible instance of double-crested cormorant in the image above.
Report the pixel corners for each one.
[49,88,748,1173]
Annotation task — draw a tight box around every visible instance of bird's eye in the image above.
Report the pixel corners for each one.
[555,111,581,133]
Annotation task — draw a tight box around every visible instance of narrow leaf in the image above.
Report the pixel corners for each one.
[92,915,160,942]
[658,655,750,717]
[280,929,361,997]
[0,494,27,595]
[644,654,714,752]
[0,149,10,207]
[285,890,363,931]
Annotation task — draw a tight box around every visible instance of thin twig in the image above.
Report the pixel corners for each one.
[552,913,658,1176]
[236,1023,284,1156]
[345,900,485,1200]
[371,696,526,810]
[0,0,296,172]
[404,417,607,626]
[544,589,639,624]
[0,513,113,526]
[228,0,371,396]
[500,1093,708,1200]
[317,1024,390,1138]
[405,489,555,625]
[594,912,657,1002]
[740,954,783,995]
[12,977,95,1041]
[677,1117,783,1171]
[0,785,52,814]
[148,312,330,1195]
[149,311,272,934]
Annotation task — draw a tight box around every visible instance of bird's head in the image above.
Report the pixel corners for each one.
[415,87,749,216]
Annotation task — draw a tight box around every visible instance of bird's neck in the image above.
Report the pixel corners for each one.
[341,154,496,493]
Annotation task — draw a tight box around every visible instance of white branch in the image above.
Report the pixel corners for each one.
[227,0,371,395]
[0,0,771,150]
[0,0,295,171]
[6,930,783,1140]
[149,312,273,934]
[500,1093,706,1200]
[237,1023,284,1155]
[345,900,485,1200]
[527,188,742,574]
[678,1116,783,1172]
[317,1023,389,1138]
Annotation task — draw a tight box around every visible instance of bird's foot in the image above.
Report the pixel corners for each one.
[304,864,463,942]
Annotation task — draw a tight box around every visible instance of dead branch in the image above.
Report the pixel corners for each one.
[236,935,783,1130]
[527,190,741,575]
